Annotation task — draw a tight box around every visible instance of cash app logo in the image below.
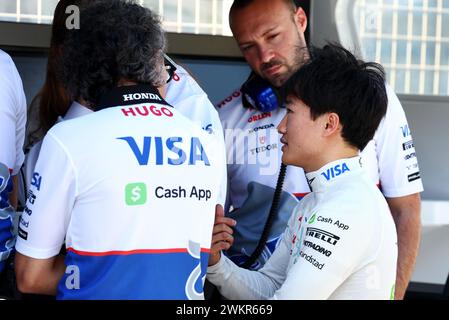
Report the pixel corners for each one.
[125,183,147,206]
[308,213,316,224]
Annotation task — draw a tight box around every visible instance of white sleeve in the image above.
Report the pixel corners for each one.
[271,210,369,300]
[15,132,77,259]
[374,84,424,198]
[0,54,26,267]
[0,55,26,175]
[207,228,291,300]
[0,91,17,171]
[0,96,15,264]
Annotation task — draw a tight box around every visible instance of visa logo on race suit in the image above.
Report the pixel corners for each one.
[117,136,210,166]
[321,163,350,181]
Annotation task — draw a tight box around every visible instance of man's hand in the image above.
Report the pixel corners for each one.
[209,204,236,266]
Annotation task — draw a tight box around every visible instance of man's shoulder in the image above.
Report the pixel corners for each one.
[378,83,406,128]
[167,62,204,97]
[50,103,209,139]
[216,89,243,111]
[0,49,13,68]
[0,50,23,98]
[0,50,20,81]
[215,89,247,127]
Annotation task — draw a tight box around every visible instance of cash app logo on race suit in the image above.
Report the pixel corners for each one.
[125,182,147,206]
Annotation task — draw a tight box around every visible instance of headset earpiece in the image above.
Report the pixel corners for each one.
[240,72,284,112]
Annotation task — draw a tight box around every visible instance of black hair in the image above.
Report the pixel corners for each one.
[62,0,166,108]
[284,43,388,150]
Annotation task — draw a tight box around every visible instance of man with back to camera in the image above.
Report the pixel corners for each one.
[216,0,422,299]
[0,49,27,298]
[14,0,226,299]
[208,43,398,300]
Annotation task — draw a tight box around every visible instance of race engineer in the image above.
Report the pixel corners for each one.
[0,49,27,289]
[208,44,398,300]
[14,0,226,299]
[216,0,422,299]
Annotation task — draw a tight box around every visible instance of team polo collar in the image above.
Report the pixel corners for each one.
[97,84,172,111]
[305,156,363,192]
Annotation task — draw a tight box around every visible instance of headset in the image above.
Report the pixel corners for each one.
[240,72,285,112]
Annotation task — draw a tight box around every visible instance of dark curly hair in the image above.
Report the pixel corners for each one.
[284,43,388,151]
[62,0,166,108]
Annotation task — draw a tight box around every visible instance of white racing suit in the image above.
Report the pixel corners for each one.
[207,156,398,300]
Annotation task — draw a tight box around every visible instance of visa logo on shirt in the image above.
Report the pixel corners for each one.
[321,163,350,181]
[118,136,210,166]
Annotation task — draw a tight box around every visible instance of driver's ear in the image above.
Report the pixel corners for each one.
[322,113,340,137]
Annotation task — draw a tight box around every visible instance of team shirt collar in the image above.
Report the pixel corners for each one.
[96,84,172,111]
[305,156,363,192]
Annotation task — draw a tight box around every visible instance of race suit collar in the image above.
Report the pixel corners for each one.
[96,84,172,111]
[305,156,363,192]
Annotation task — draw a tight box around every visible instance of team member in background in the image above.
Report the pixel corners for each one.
[216,0,422,299]
[208,44,397,300]
[14,0,226,299]
[0,49,27,298]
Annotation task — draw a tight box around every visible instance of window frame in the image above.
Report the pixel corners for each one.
[0,21,242,58]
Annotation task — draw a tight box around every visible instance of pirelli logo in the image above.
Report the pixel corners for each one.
[306,227,340,246]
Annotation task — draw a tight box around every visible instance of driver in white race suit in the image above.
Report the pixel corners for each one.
[216,0,422,300]
[208,44,397,300]
[14,0,226,300]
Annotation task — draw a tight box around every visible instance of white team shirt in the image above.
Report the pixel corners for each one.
[16,86,226,299]
[0,49,26,270]
[216,84,423,269]
[21,61,227,206]
[207,157,398,300]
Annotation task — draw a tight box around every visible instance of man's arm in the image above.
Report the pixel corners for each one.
[15,252,66,296]
[14,132,76,295]
[207,230,290,300]
[386,193,421,300]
